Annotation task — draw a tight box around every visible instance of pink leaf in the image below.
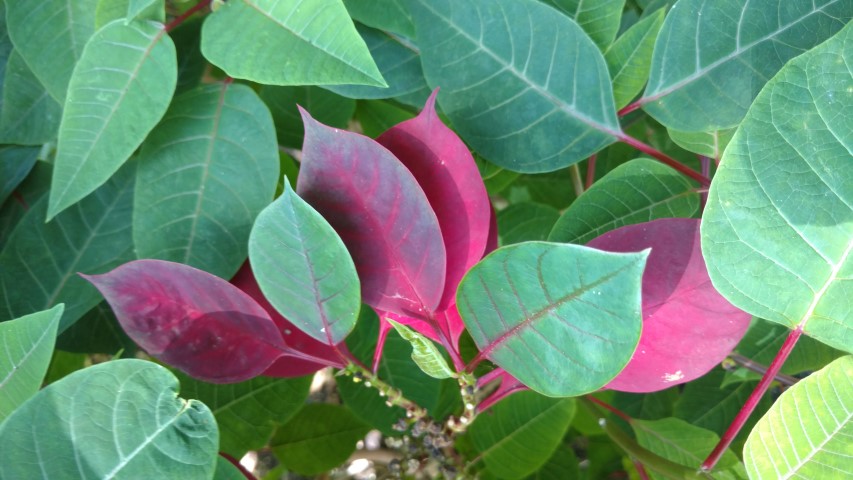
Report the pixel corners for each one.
[588,218,751,393]
[297,109,447,320]
[230,262,348,377]
[81,259,286,383]
[476,369,528,412]
[377,89,490,311]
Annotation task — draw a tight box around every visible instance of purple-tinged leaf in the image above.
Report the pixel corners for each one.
[297,108,446,319]
[82,259,286,383]
[588,219,751,393]
[377,89,490,311]
[230,263,348,377]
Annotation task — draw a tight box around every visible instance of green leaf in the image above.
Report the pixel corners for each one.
[667,127,735,162]
[0,161,136,332]
[542,0,625,50]
[387,319,455,379]
[249,182,360,345]
[4,0,97,102]
[744,355,853,478]
[0,304,63,422]
[0,50,61,144]
[701,23,853,353]
[641,0,852,130]
[549,158,699,244]
[260,85,356,148]
[497,202,561,245]
[526,444,580,480]
[0,359,218,479]
[408,0,619,173]
[457,242,646,396]
[128,0,165,23]
[343,0,414,36]
[134,82,278,280]
[270,403,371,476]
[632,417,746,479]
[354,98,415,138]
[0,145,38,206]
[54,301,137,356]
[176,372,311,458]
[95,0,131,28]
[605,9,665,109]
[213,456,247,480]
[48,20,176,220]
[201,0,386,87]
[469,391,576,479]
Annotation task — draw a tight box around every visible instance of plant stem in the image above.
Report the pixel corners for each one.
[725,353,800,387]
[615,132,711,186]
[585,153,597,189]
[165,0,212,32]
[341,362,429,421]
[618,101,645,117]
[701,326,804,472]
[586,395,632,423]
[569,164,584,197]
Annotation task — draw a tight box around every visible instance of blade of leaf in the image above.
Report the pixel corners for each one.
[604,8,665,110]
[667,127,735,163]
[589,219,751,393]
[542,0,625,51]
[377,89,491,311]
[4,0,97,102]
[701,22,853,353]
[407,0,620,173]
[743,355,853,478]
[497,202,561,245]
[343,0,415,37]
[457,241,647,397]
[639,0,851,130]
[0,359,218,479]
[201,0,386,87]
[48,19,177,220]
[134,82,279,280]
[0,50,61,145]
[0,145,38,206]
[260,85,356,148]
[387,319,455,379]
[296,109,447,319]
[249,182,361,345]
[82,259,288,383]
[0,304,63,422]
[549,158,699,244]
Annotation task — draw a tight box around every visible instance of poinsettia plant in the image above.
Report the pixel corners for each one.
[1,0,850,479]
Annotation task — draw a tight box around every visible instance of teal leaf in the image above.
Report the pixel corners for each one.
[549,158,699,244]
[701,23,853,353]
[270,403,371,476]
[387,319,455,379]
[249,182,361,345]
[497,202,561,245]
[201,0,386,87]
[95,0,131,28]
[605,8,665,109]
[667,127,735,162]
[0,145,38,206]
[0,50,61,144]
[5,0,97,102]
[134,82,279,280]
[408,0,619,173]
[48,20,177,220]
[0,304,63,422]
[0,161,136,332]
[127,0,165,23]
[744,355,853,479]
[469,391,576,479]
[0,359,218,479]
[542,0,626,50]
[260,85,355,149]
[343,0,414,37]
[456,242,646,396]
[641,0,852,130]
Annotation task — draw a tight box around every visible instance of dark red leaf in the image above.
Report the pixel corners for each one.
[297,108,447,320]
[377,89,491,311]
[588,218,751,393]
[81,259,286,383]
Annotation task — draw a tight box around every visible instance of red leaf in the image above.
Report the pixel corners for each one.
[377,89,491,311]
[588,218,751,393]
[230,262,348,377]
[297,108,446,319]
[82,260,286,383]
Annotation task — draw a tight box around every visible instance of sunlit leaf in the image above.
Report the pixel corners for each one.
[605,9,665,109]
[667,127,735,162]
[388,319,455,379]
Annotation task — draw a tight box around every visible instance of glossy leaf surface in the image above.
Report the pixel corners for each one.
[641,0,851,130]
[0,359,218,479]
[388,319,455,379]
[605,9,665,109]
[83,259,287,383]
[134,83,278,280]
[377,90,490,310]
[702,23,853,353]
[744,355,853,479]
[457,242,646,396]
[201,0,385,87]
[408,0,619,173]
[0,304,63,422]
[250,182,360,345]
[49,20,176,219]
[549,158,699,244]
[469,391,576,479]
[590,219,751,393]
[297,109,446,319]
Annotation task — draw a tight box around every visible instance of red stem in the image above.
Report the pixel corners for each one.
[618,100,645,117]
[634,459,651,480]
[165,0,212,32]
[585,153,597,189]
[701,326,803,472]
[616,132,711,186]
[586,395,633,423]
